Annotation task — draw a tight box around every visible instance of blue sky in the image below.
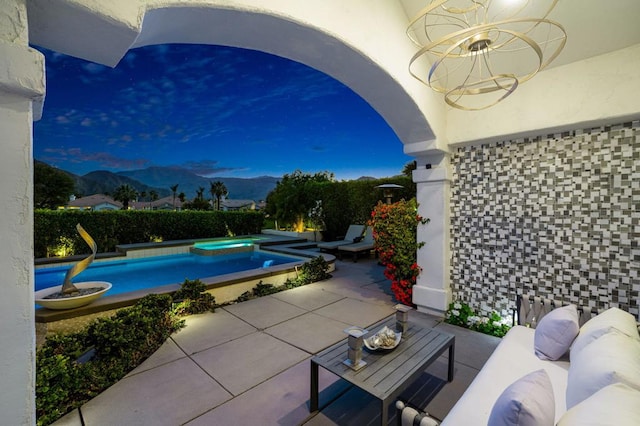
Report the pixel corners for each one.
[33,44,412,180]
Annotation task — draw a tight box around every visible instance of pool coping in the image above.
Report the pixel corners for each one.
[35,235,335,323]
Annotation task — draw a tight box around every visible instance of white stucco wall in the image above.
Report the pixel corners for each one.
[0,1,45,424]
[445,43,640,146]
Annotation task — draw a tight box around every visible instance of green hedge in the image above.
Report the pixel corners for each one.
[318,176,415,241]
[34,210,264,258]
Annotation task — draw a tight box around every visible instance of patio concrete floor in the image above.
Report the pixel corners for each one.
[52,258,501,426]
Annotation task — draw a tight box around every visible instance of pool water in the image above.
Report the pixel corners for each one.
[192,239,255,250]
[35,251,303,297]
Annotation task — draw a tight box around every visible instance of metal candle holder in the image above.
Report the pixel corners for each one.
[343,326,368,370]
[395,304,412,334]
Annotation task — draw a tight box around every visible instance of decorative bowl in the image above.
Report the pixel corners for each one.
[35,281,112,310]
[364,326,402,351]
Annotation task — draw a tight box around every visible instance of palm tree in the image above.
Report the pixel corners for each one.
[210,181,228,211]
[170,184,179,210]
[196,186,205,201]
[112,184,138,210]
[149,190,159,209]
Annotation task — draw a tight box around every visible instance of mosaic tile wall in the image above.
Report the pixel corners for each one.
[450,121,639,319]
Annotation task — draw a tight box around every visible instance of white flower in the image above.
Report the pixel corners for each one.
[451,309,460,317]
[453,302,462,310]
[493,321,502,327]
[467,315,480,325]
[481,317,489,324]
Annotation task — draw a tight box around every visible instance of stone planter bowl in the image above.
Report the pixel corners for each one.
[35,281,112,310]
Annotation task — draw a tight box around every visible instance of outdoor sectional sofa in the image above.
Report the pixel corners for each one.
[398,296,640,425]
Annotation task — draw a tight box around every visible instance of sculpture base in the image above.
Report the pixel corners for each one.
[35,281,112,310]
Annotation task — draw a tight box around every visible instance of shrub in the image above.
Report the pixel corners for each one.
[229,256,332,302]
[296,255,331,285]
[171,279,216,315]
[369,198,429,306]
[36,294,184,426]
[444,301,512,338]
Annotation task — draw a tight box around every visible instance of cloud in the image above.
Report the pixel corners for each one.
[40,147,150,170]
[179,160,238,176]
[82,63,108,74]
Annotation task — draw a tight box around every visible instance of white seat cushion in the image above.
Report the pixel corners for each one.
[558,383,640,425]
[570,307,640,360]
[566,327,640,408]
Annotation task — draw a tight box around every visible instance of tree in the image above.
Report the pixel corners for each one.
[183,187,210,210]
[149,190,159,209]
[402,160,417,178]
[210,181,228,211]
[170,184,179,210]
[112,184,138,210]
[195,186,205,201]
[265,170,334,232]
[34,161,75,209]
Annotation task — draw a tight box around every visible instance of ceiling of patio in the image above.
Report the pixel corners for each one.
[399,0,640,71]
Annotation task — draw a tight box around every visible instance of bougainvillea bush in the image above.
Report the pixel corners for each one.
[369,198,429,306]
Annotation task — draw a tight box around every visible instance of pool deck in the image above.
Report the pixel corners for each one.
[51,257,500,426]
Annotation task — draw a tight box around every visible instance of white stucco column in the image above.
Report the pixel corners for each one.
[0,0,45,423]
[405,142,452,316]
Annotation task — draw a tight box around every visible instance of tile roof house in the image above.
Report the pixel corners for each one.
[64,194,123,211]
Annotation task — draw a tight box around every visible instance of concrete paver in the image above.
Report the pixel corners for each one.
[271,285,345,311]
[81,357,232,426]
[127,337,186,376]
[191,331,309,396]
[171,309,256,354]
[223,296,307,329]
[313,298,396,329]
[185,360,350,426]
[265,312,353,353]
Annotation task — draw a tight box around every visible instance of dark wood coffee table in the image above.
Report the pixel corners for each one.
[310,317,455,425]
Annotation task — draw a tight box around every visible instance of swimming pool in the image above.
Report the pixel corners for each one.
[192,239,255,250]
[35,250,304,297]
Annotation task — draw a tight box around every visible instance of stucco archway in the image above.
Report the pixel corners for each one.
[2,3,448,423]
[27,0,444,149]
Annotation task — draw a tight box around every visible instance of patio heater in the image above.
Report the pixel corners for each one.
[376,184,404,204]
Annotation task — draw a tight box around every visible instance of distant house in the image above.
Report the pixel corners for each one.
[220,199,256,211]
[63,194,122,211]
[131,196,183,211]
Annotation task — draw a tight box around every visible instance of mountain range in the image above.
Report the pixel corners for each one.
[45,162,281,201]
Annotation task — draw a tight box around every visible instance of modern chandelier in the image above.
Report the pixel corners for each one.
[407,0,567,110]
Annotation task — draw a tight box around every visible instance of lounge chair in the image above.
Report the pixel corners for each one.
[337,227,375,262]
[317,224,365,252]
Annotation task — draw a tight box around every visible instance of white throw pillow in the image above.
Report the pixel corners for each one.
[566,328,640,409]
[570,307,640,360]
[534,304,579,360]
[558,383,640,425]
[487,369,555,426]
